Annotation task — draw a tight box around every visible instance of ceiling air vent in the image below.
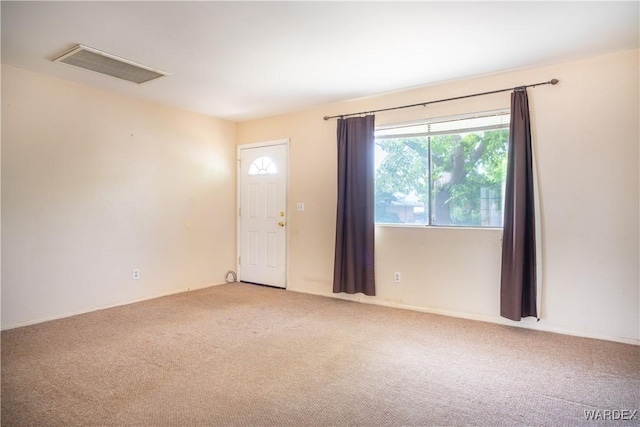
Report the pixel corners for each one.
[52,44,169,84]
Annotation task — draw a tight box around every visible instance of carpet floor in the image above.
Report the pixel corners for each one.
[2,282,639,426]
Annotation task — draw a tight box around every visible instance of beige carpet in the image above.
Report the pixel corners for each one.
[2,282,639,426]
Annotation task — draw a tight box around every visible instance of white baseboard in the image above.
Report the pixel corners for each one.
[5,282,638,347]
[1,282,226,331]
[288,287,640,346]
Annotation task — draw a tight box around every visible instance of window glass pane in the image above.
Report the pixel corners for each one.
[431,129,508,226]
[374,110,509,228]
[375,137,429,225]
[248,156,277,175]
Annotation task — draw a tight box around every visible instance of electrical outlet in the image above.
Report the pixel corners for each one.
[132,268,140,280]
[394,272,401,283]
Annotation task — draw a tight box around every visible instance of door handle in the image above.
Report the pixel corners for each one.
[278,222,286,227]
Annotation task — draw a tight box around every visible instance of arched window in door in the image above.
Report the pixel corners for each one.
[248,156,278,175]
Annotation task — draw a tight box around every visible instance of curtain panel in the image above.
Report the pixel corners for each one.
[500,88,537,320]
[333,115,376,296]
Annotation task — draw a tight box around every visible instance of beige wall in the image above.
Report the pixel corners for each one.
[2,49,638,344]
[1,65,237,328]
[238,49,640,344]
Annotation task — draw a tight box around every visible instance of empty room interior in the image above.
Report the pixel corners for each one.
[1,1,639,426]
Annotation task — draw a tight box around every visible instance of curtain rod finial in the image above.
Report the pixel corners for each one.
[550,78,559,85]
[323,116,330,121]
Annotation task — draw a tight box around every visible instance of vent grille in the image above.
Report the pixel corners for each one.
[52,45,169,84]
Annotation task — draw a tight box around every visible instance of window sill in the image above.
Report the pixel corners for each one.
[375,223,503,231]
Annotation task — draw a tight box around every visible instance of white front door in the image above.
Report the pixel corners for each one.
[238,141,287,288]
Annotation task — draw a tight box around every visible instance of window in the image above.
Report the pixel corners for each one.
[248,156,277,175]
[375,110,509,227]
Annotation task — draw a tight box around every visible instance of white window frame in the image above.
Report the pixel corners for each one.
[375,109,510,229]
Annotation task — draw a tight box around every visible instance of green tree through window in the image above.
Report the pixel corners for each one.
[375,111,509,227]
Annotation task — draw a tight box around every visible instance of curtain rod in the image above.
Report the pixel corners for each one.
[323,79,559,121]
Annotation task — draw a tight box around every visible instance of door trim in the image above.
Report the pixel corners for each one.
[237,138,289,288]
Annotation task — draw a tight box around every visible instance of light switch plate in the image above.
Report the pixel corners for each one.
[296,202,305,212]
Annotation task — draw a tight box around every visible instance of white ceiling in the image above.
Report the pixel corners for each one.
[2,1,638,122]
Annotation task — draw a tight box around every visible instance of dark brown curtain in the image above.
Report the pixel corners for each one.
[500,88,537,320]
[333,115,376,296]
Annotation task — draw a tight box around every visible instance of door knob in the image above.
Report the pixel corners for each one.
[278,222,285,227]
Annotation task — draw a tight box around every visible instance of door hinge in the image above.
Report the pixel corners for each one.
[238,256,241,265]
[238,207,241,217]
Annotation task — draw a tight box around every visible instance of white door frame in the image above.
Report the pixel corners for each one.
[237,138,289,288]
